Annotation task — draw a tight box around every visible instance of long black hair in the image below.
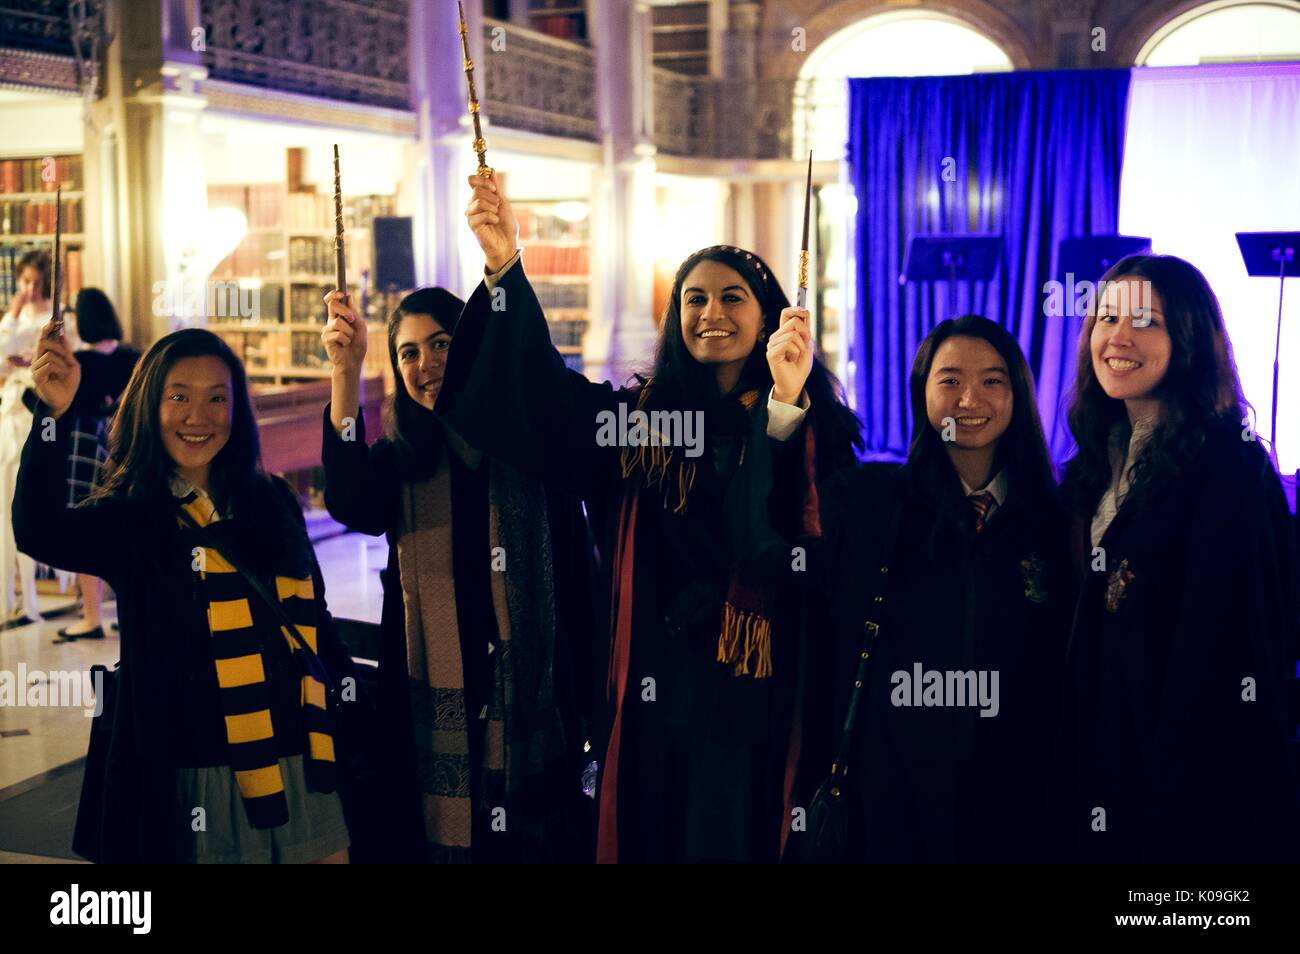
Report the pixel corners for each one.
[1062,254,1245,517]
[383,286,464,478]
[648,245,863,458]
[89,328,310,571]
[73,287,123,343]
[907,315,1059,535]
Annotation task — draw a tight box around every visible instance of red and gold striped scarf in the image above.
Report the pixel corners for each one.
[618,384,816,678]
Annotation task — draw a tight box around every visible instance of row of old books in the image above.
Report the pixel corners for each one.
[286,192,337,232]
[214,324,386,378]
[547,318,587,348]
[288,236,337,276]
[290,284,333,323]
[0,156,82,194]
[523,243,589,276]
[285,191,394,231]
[207,184,286,230]
[214,330,276,370]
[211,233,283,279]
[290,331,330,370]
[532,280,589,309]
[209,184,396,233]
[288,234,373,282]
[529,0,587,42]
[516,207,589,242]
[0,197,84,235]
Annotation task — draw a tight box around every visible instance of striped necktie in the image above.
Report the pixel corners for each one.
[969,491,996,533]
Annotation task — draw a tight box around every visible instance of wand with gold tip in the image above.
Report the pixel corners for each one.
[333,143,347,301]
[50,184,64,337]
[458,0,493,180]
[796,151,812,310]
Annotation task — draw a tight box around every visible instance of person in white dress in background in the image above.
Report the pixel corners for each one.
[0,249,57,624]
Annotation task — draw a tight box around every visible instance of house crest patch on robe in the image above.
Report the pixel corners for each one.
[1019,553,1048,604]
[1104,558,1136,614]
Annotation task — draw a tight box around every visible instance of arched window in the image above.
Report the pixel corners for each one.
[795,12,1013,161]
[793,12,1012,387]
[1138,1,1300,65]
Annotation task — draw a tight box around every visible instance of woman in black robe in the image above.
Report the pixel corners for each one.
[1061,254,1299,862]
[320,286,595,862]
[442,173,862,862]
[21,326,356,863]
[55,288,141,641]
[790,315,1075,862]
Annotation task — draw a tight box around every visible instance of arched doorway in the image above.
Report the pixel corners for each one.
[1120,1,1300,469]
[794,11,1014,161]
[1137,1,1300,65]
[792,12,1013,387]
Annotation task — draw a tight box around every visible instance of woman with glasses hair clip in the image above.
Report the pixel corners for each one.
[1061,254,1299,863]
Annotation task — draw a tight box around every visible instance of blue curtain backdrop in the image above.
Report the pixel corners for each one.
[847,70,1132,461]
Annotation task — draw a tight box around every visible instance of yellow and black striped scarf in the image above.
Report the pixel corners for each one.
[179,488,336,829]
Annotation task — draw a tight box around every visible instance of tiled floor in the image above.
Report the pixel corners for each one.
[0,592,110,793]
[0,530,387,862]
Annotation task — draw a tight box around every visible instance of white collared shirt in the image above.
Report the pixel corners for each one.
[1090,413,1159,549]
[169,473,226,522]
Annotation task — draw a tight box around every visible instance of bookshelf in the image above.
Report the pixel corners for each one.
[651,1,710,75]
[206,180,394,385]
[513,196,591,373]
[0,155,84,314]
[527,0,588,43]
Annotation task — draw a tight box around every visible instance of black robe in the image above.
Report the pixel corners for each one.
[1063,420,1300,862]
[791,462,1076,862]
[440,259,847,862]
[14,402,357,863]
[320,404,597,863]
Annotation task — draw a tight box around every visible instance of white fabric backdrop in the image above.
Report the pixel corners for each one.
[1119,62,1300,474]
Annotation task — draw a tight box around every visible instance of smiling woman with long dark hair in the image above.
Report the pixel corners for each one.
[443,172,861,863]
[1061,254,1299,862]
[790,315,1074,862]
[17,325,356,864]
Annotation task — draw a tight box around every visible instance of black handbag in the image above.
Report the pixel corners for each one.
[71,661,118,863]
[802,619,882,862]
[799,473,905,864]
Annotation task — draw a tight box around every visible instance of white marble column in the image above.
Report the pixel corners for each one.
[588,0,659,385]
[409,0,483,296]
[93,0,208,343]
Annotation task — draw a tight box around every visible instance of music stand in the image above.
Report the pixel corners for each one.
[1058,234,1152,282]
[901,234,1002,318]
[1236,231,1299,468]
[1055,235,1152,319]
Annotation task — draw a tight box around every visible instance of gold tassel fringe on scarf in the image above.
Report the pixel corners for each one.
[618,384,773,678]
